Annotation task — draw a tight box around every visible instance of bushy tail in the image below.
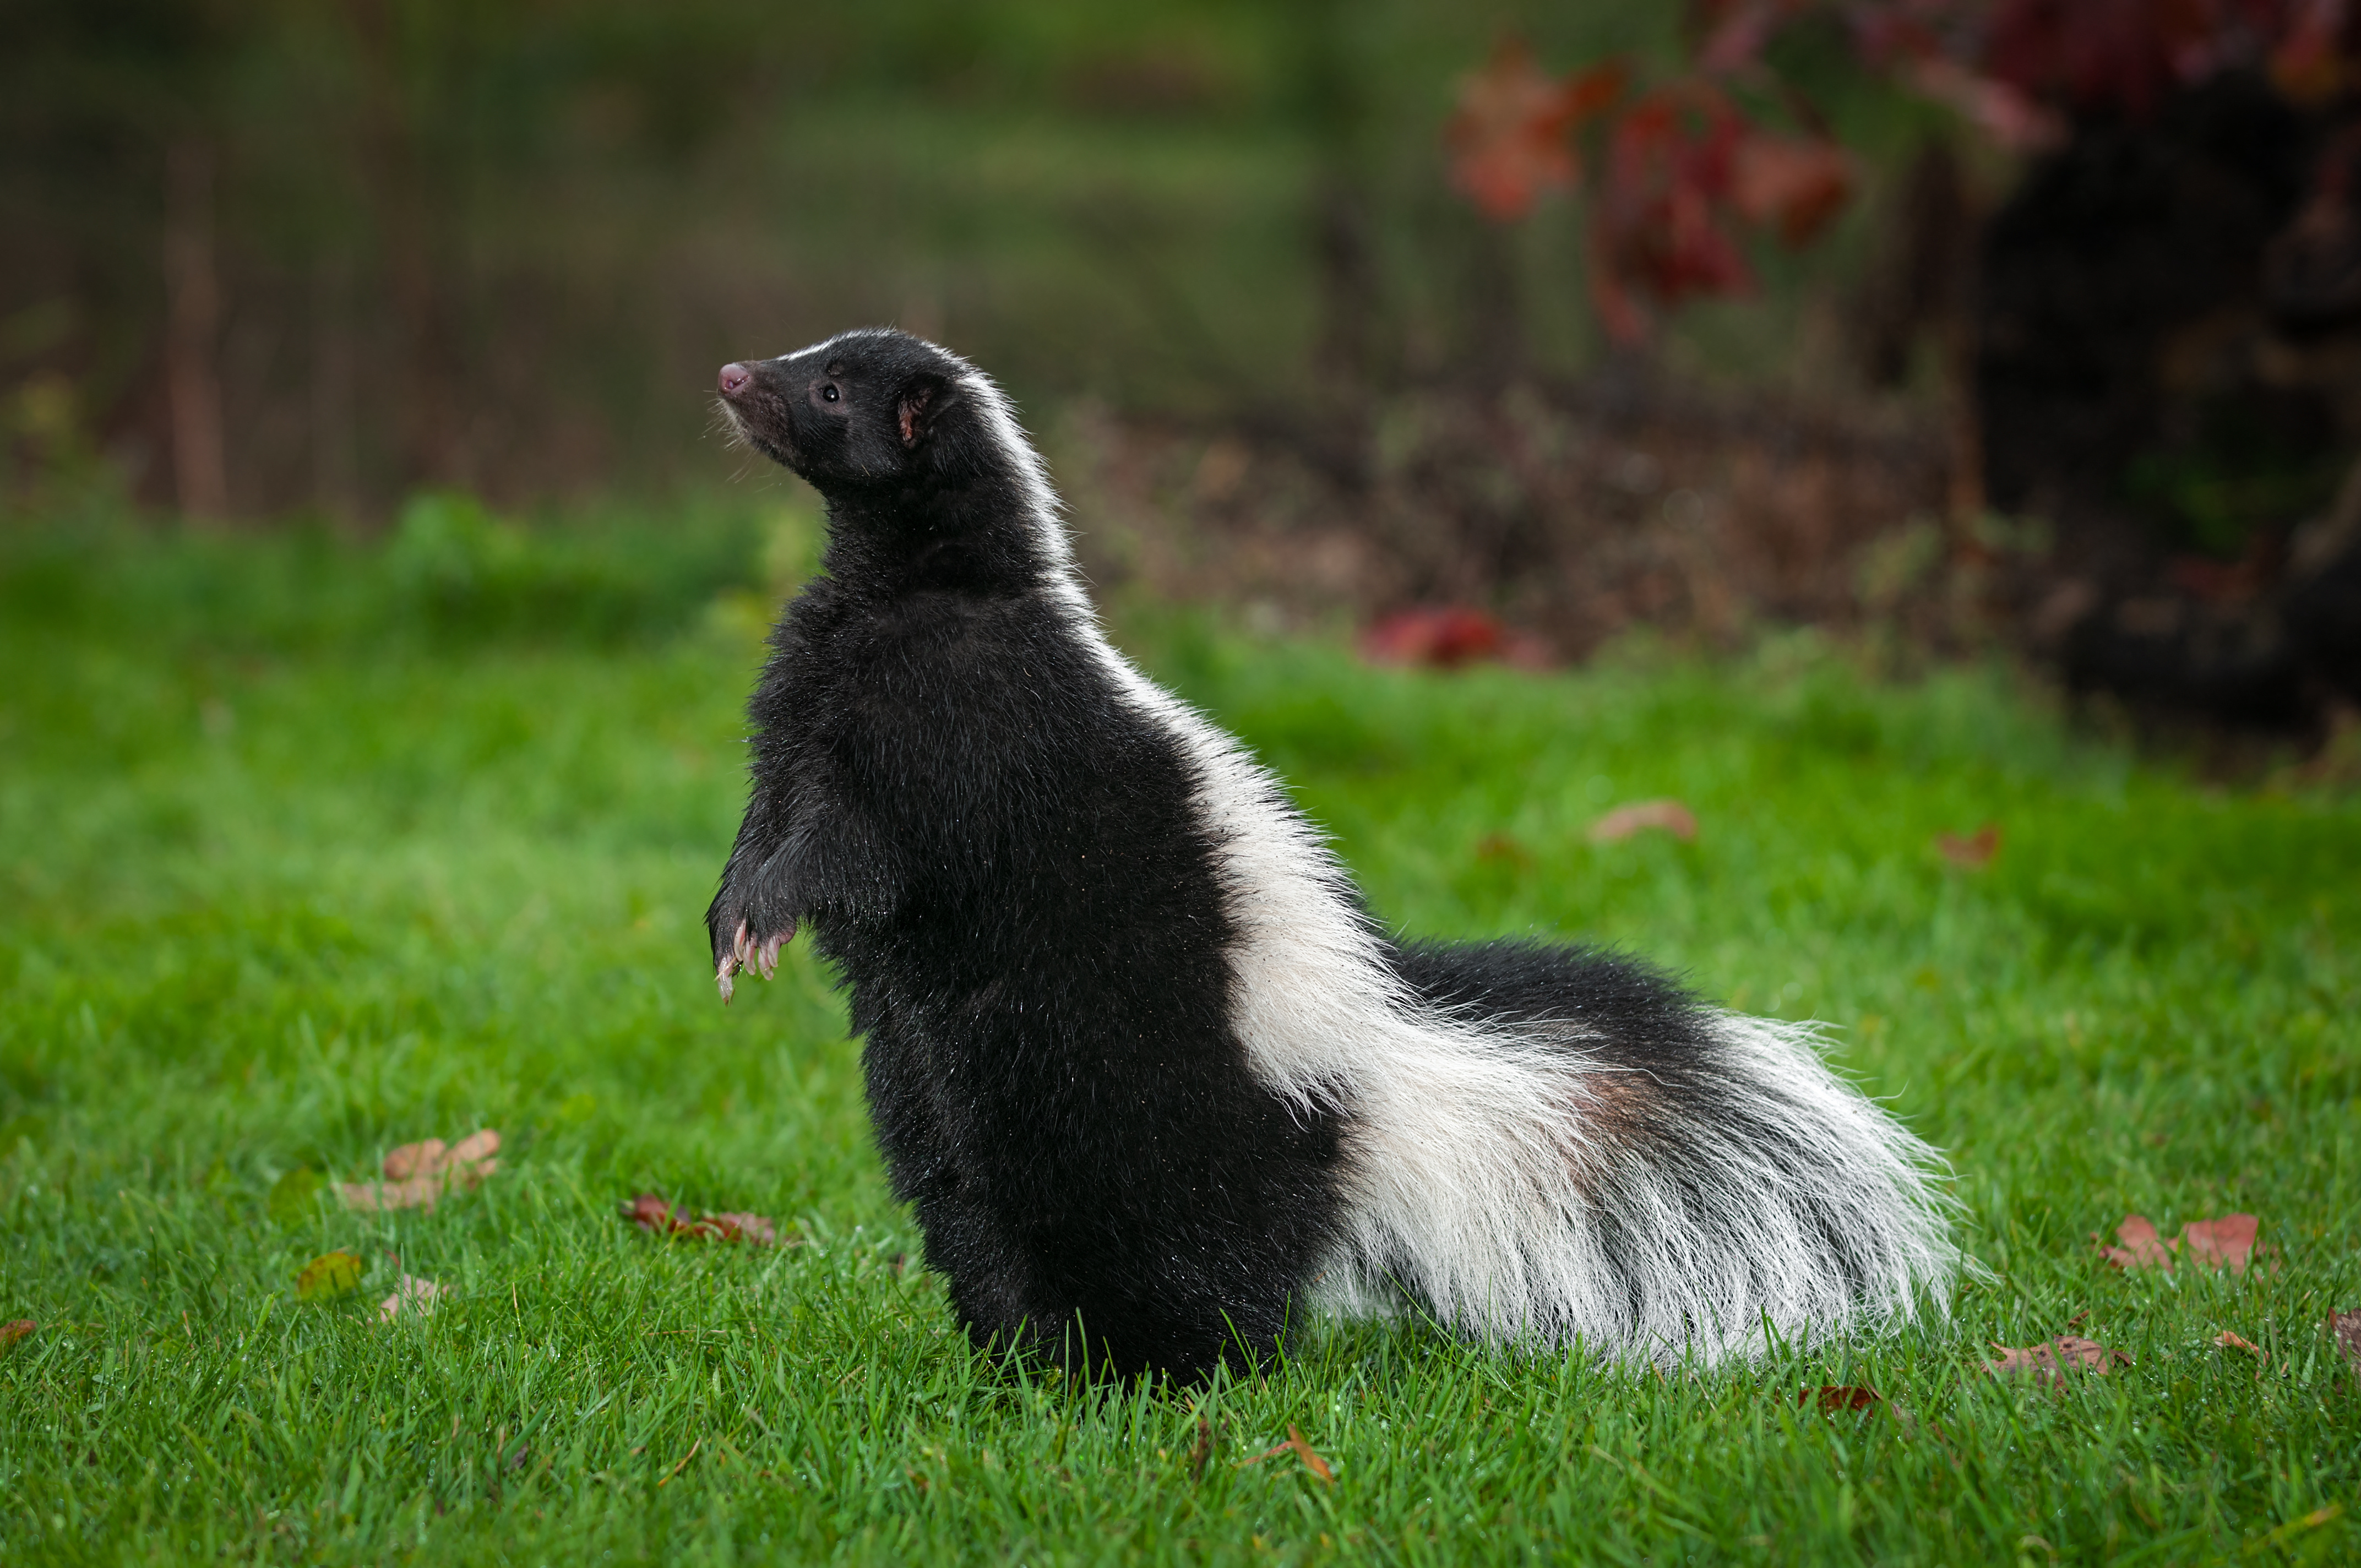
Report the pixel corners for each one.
[1319,1010,1958,1366]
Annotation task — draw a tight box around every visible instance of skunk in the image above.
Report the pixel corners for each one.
[709,329,1956,1381]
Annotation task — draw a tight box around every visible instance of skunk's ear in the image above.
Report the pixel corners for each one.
[896,374,951,448]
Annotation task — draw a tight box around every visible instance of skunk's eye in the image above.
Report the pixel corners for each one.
[822,384,840,402]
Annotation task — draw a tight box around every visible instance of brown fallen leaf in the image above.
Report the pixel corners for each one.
[339,1129,500,1212]
[295,1250,364,1301]
[1987,1335,2130,1390]
[0,1319,33,1352]
[2098,1214,2177,1271]
[2213,1329,2265,1363]
[703,1212,779,1245]
[2180,1213,2261,1274]
[624,1193,783,1245]
[2096,1212,2267,1275]
[2326,1310,2361,1373]
[1799,1384,1880,1413]
[1588,799,1698,844]
[1281,1425,1333,1484]
[1935,823,2001,869]
[377,1274,446,1322]
[1244,1424,1333,1484]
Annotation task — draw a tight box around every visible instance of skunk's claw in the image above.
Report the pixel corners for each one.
[716,918,796,1002]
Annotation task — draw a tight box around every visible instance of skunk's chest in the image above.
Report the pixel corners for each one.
[775,594,1228,948]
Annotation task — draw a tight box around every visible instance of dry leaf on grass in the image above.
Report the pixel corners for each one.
[339,1129,499,1212]
[377,1275,446,1322]
[2213,1330,2265,1363]
[2098,1214,2177,1270]
[1188,1415,1216,1482]
[1244,1425,1333,1484]
[2095,1212,2267,1275]
[2327,1310,2361,1373]
[1799,1384,1881,1413]
[624,1193,782,1245]
[1588,799,1698,843]
[2180,1214,2263,1273]
[1987,1335,2130,1389]
[1935,824,2001,869]
[295,1250,363,1301]
[0,1319,33,1352]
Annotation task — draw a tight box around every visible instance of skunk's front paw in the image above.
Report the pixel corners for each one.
[714,917,795,1004]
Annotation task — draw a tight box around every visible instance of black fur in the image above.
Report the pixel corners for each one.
[711,332,1343,1378]
[707,330,1874,1381]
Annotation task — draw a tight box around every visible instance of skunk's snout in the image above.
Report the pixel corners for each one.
[718,362,753,398]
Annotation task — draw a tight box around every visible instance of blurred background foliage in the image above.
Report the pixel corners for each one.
[4,0,1908,514]
[4,0,2360,739]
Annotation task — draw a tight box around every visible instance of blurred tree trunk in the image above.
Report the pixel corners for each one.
[311,249,361,519]
[162,139,228,518]
[1293,0,1380,396]
[351,0,466,493]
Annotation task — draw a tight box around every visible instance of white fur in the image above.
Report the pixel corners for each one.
[844,334,1957,1364]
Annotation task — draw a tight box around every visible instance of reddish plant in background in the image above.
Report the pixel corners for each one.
[1451,0,2361,341]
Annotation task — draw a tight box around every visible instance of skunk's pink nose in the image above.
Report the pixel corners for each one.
[719,363,753,397]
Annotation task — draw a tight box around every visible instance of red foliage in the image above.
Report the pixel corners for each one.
[1451,2,2361,338]
[1361,606,1509,667]
[1446,41,1622,220]
[1588,85,1756,340]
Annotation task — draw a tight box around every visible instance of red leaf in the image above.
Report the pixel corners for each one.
[625,1193,785,1246]
[1730,134,1856,247]
[2180,1213,2260,1274]
[0,1320,32,1352]
[1585,83,1756,339]
[1587,799,1699,843]
[1935,824,2000,869]
[1987,1334,2130,1389]
[1799,1383,1881,1413]
[2097,1212,2268,1274]
[377,1274,447,1322]
[705,1212,780,1246]
[2098,1213,2177,1270]
[625,1193,679,1233]
[1446,41,1620,221]
[1361,606,1507,668]
[340,1129,501,1213]
[2213,1329,2265,1362]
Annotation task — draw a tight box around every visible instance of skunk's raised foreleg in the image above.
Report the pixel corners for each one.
[707,796,804,1003]
[706,790,907,1001]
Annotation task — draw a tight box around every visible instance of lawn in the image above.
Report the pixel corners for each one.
[2,505,2357,1565]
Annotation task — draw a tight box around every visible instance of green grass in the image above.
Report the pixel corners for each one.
[2,516,2358,1565]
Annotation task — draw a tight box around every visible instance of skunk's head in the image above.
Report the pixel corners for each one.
[716,329,994,496]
